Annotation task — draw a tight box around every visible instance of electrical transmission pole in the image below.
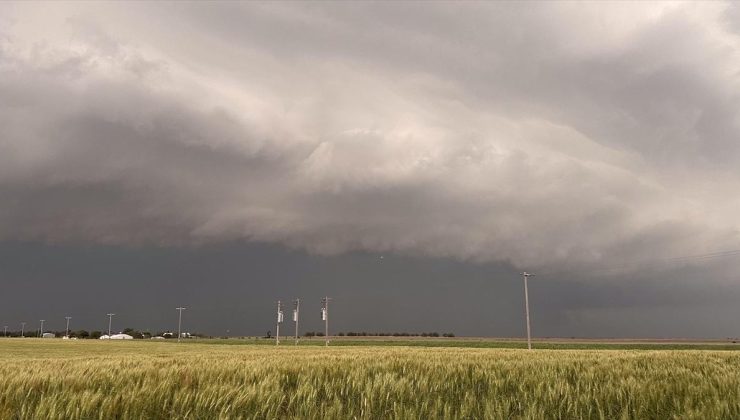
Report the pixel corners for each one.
[176,307,186,342]
[65,317,71,338]
[107,313,115,338]
[522,272,534,350]
[3,326,7,337]
[276,301,284,346]
[321,297,331,346]
[293,298,300,345]
[39,320,45,337]
[20,322,25,338]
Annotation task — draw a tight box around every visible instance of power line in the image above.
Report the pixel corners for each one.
[521,272,534,350]
[176,307,186,342]
[321,297,331,346]
[666,248,740,262]
[275,300,283,346]
[65,317,71,338]
[538,247,740,278]
[293,298,300,345]
[106,313,115,338]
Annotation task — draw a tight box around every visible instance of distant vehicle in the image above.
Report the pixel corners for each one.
[151,336,166,340]
[42,333,55,338]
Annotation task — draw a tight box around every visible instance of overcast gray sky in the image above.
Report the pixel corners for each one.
[1,2,740,338]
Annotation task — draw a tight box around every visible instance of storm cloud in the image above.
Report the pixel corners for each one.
[2,1,740,274]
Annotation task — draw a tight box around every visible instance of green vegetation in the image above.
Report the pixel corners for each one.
[1,339,739,419]
[199,337,740,351]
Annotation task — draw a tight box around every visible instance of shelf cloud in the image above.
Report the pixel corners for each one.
[2,2,740,271]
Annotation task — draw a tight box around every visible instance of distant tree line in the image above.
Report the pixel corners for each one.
[0,330,86,338]
[340,332,454,337]
[2,329,453,339]
[302,331,454,338]
[1,328,200,339]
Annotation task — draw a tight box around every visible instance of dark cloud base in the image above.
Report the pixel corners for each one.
[1,241,737,339]
[1,3,740,338]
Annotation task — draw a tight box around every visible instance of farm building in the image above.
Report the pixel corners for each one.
[100,334,133,339]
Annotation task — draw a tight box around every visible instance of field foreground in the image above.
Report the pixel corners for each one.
[1,340,739,419]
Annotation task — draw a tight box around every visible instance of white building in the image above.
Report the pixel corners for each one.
[100,333,133,339]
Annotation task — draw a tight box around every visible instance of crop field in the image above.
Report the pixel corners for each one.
[1,340,739,419]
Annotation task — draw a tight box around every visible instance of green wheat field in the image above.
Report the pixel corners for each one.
[1,339,739,419]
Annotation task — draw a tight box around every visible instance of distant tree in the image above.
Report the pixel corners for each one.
[90,331,102,339]
[75,330,90,339]
[122,328,144,338]
[338,332,345,336]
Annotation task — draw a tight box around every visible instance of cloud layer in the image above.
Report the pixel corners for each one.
[2,2,740,270]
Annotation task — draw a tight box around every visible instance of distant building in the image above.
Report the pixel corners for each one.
[100,333,133,340]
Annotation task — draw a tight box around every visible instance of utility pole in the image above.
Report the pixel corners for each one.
[107,313,115,338]
[293,298,300,345]
[276,301,283,346]
[65,317,71,338]
[39,320,45,337]
[176,307,186,343]
[321,297,331,346]
[3,326,7,337]
[20,322,25,338]
[522,272,534,350]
